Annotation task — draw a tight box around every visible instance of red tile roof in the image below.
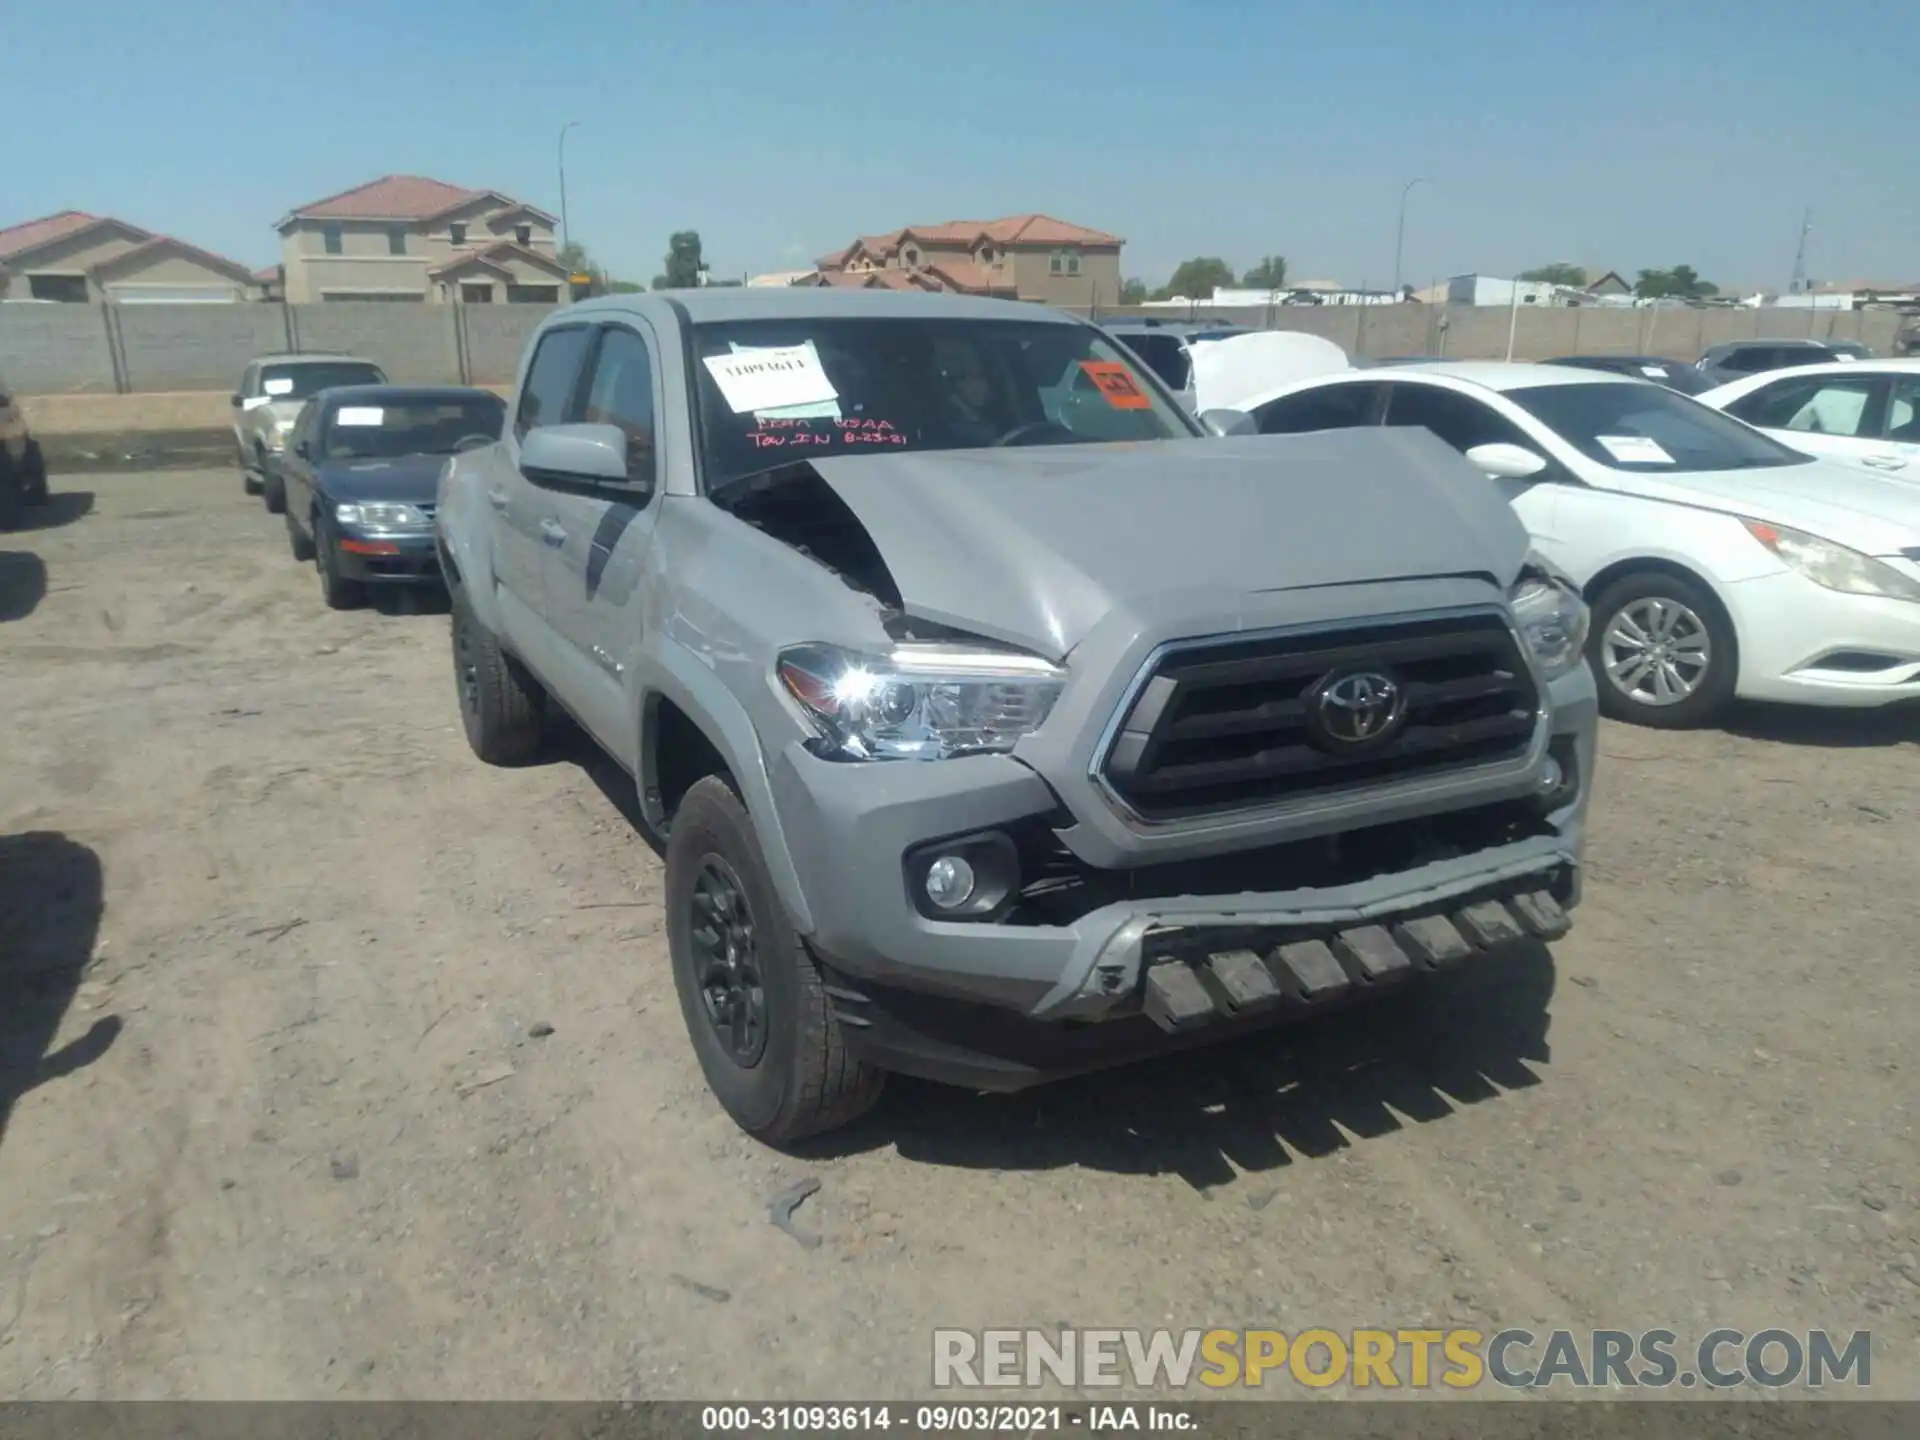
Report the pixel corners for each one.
[924,260,1014,294]
[0,210,144,261]
[282,175,486,223]
[253,264,282,282]
[834,214,1122,265]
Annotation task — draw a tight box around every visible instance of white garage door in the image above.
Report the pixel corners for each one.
[105,284,239,304]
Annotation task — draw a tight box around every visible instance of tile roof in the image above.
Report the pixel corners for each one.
[91,234,255,282]
[253,264,282,282]
[282,175,486,222]
[427,241,569,279]
[824,213,1122,269]
[0,210,144,261]
[923,260,1014,294]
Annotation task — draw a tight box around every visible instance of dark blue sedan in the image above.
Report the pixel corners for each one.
[274,386,506,609]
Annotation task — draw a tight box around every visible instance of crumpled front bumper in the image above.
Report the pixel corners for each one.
[768,662,1595,1032]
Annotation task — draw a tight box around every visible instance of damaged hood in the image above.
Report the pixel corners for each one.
[808,430,1528,660]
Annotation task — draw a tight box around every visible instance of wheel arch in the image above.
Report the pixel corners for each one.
[1582,554,1744,675]
[636,647,815,934]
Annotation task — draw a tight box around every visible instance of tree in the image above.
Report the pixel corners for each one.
[1635,265,1718,300]
[555,240,641,296]
[658,230,706,290]
[1153,257,1235,302]
[1118,277,1149,306]
[1241,254,1288,290]
[1518,263,1587,287]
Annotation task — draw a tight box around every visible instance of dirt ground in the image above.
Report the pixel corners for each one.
[1,469,1915,1402]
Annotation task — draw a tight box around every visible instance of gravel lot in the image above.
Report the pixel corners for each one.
[1,468,1916,1401]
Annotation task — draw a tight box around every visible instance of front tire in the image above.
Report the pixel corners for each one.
[1588,570,1737,729]
[314,519,365,610]
[450,587,544,764]
[666,776,883,1144]
[262,467,286,515]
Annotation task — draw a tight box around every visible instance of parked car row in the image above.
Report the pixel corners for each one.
[1233,357,1920,728]
[234,353,503,608]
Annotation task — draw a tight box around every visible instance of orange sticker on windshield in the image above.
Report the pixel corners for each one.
[1079,361,1152,410]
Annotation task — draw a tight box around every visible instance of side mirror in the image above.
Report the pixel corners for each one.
[294,439,311,459]
[520,422,643,490]
[1464,442,1549,480]
[1199,408,1258,437]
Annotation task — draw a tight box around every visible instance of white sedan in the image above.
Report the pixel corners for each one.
[1694,357,1920,478]
[1223,362,1920,728]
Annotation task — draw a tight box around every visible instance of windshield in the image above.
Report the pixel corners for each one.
[262,362,386,400]
[688,317,1195,491]
[1509,381,1811,472]
[321,395,505,460]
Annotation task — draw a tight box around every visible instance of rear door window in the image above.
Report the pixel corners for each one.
[1253,383,1384,434]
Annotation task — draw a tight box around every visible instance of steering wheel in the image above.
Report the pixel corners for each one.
[452,433,496,453]
[993,420,1077,448]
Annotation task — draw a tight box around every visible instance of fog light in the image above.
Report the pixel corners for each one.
[1538,756,1563,793]
[923,855,977,910]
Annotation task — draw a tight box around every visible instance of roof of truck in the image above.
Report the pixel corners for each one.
[565,287,1083,326]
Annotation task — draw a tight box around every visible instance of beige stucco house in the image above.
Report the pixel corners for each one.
[809,214,1124,306]
[0,211,255,302]
[273,175,570,304]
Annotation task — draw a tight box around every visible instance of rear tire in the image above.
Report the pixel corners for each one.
[0,456,22,533]
[666,776,884,1144]
[450,587,544,764]
[285,507,314,562]
[244,443,265,496]
[262,467,286,515]
[1588,570,1738,729]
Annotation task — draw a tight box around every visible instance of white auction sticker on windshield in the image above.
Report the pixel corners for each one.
[263,378,295,395]
[1639,365,1669,378]
[1596,433,1674,465]
[704,344,838,416]
[729,341,840,419]
[335,406,385,427]
[1830,352,1857,362]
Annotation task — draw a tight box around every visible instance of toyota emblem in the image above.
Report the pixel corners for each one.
[1309,667,1408,748]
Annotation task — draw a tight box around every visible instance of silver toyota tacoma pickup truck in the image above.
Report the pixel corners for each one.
[436,289,1597,1143]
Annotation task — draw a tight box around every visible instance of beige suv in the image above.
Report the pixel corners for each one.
[232,353,385,495]
[0,376,49,531]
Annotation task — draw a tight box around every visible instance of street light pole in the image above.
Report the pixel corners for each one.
[557,120,581,259]
[1392,177,1428,300]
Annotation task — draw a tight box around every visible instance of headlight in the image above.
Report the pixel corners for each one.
[1509,555,1590,679]
[335,501,430,530]
[1741,519,1920,604]
[777,642,1064,760]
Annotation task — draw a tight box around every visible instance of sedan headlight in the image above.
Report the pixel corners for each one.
[777,642,1064,760]
[1509,555,1591,679]
[1741,519,1920,604]
[335,501,430,531]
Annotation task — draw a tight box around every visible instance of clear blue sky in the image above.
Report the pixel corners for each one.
[14,0,1916,292]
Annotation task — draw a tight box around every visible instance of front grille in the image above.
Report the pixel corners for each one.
[1099,612,1540,820]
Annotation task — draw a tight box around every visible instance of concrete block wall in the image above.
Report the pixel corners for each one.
[463,306,555,386]
[0,303,120,393]
[2,300,1905,396]
[116,303,288,392]
[287,304,460,385]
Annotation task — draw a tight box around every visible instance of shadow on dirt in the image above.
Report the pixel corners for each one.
[806,942,1557,1188]
[1724,699,1920,749]
[0,832,118,1150]
[0,550,47,622]
[13,492,96,532]
[366,584,452,619]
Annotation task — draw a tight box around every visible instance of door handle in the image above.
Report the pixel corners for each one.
[487,487,510,510]
[540,519,568,547]
[1861,454,1907,471]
